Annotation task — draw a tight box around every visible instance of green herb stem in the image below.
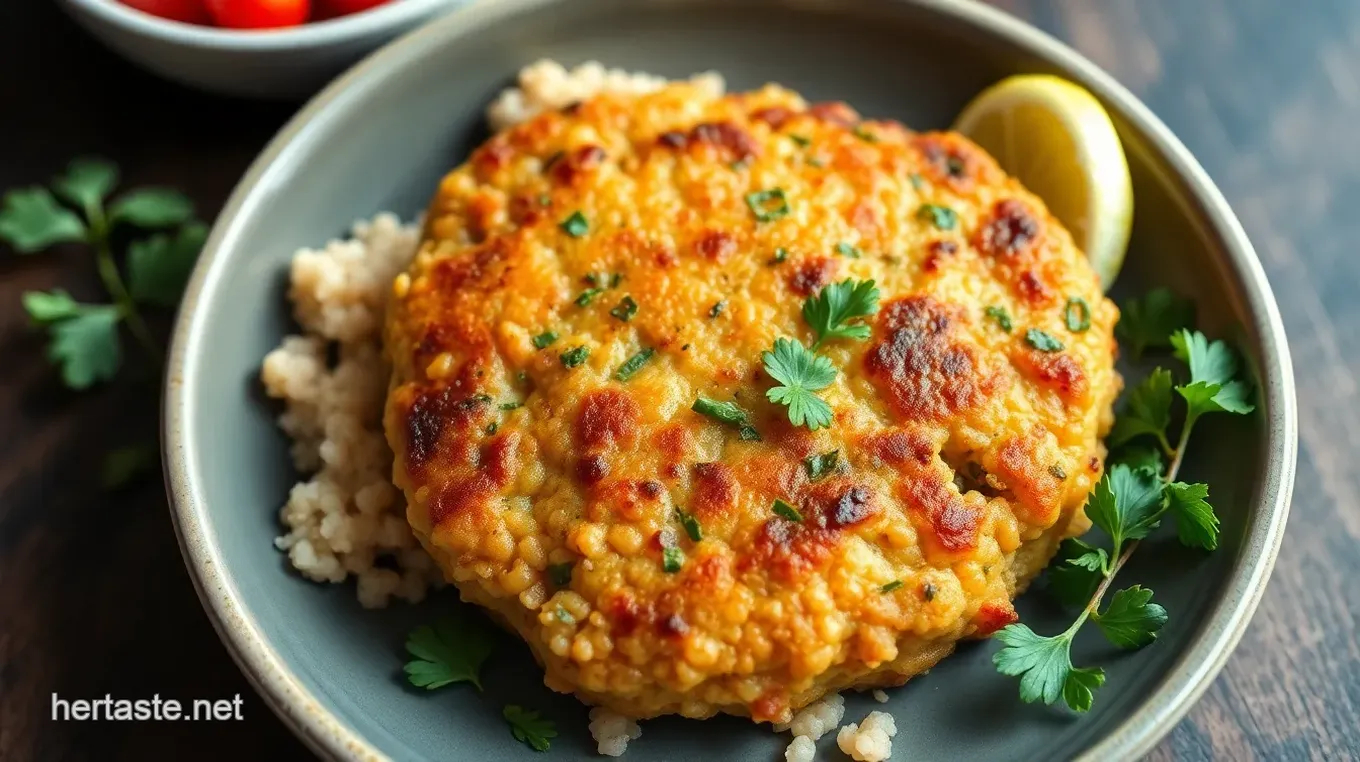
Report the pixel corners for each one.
[90,212,159,362]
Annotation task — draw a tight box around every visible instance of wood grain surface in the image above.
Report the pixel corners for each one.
[0,0,1353,760]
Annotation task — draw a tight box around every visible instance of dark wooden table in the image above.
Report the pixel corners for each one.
[1,0,1354,759]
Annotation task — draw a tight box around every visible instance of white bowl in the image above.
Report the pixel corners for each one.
[59,0,463,99]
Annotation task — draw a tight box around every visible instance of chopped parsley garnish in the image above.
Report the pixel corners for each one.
[852,126,879,143]
[676,510,703,542]
[559,211,589,237]
[485,422,498,435]
[1116,287,1194,360]
[745,188,790,222]
[772,499,803,522]
[537,193,551,206]
[559,346,589,368]
[808,157,826,168]
[1025,328,1064,352]
[946,156,967,176]
[575,287,604,306]
[803,450,839,481]
[584,272,602,287]
[770,247,789,265]
[662,546,685,573]
[803,278,880,349]
[789,134,812,147]
[923,582,937,601]
[880,580,903,593]
[909,173,925,190]
[1065,297,1092,332]
[532,330,558,349]
[614,347,655,381]
[691,397,761,441]
[610,272,623,288]
[504,705,557,752]
[835,241,862,259]
[500,401,522,411]
[917,203,958,230]
[763,338,836,430]
[609,295,638,321]
[554,608,574,624]
[984,306,1013,333]
[709,300,726,318]
[403,619,493,691]
[547,562,573,586]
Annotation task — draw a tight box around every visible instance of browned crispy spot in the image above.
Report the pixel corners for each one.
[692,462,738,519]
[638,480,665,499]
[680,121,758,161]
[430,237,509,294]
[904,475,979,553]
[696,230,737,261]
[972,600,1019,637]
[657,130,687,149]
[743,518,838,583]
[471,137,514,181]
[864,430,934,467]
[923,240,958,273]
[976,199,1042,259]
[429,431,521,525]
[751,691,789,724]
[1017,269,1055,305]
[994,435,1063,524]
[807,101,859,126]
[1015,350,1089,402]
[788,256,840,296]
[865,296,993,421]
[464,192,502,243]
[576,454,611,485]
[576,389,641,449]
[750,106,793,129]
[914,134,977,189]
[605,591,647,637]
[849,201,880,236]
[507,193,543,227]
[550,145,606,185]
[402,388,489,471]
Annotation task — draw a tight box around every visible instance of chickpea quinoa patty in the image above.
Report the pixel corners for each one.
[382,76,1120,724]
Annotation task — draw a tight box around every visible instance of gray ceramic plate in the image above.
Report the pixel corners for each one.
[164,0,1298,760]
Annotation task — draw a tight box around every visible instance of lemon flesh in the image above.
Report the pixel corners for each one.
[953,75,1133,291]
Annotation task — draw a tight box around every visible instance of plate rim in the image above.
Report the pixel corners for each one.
[162,0,1299,759]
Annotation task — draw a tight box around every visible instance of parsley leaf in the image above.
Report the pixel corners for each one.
[984,305,1013,332]
[1116,288,1194,360]
[835,241,862,259]
[1171,330,1255,423]
[803,450,839,481]
[1085,464,1165,551]
[1046,538,1105,607]
[916,203,958,230]
[1093,586,1168,649]
[745,188,789,222]
[127,222,207,308]
[403,619,494,691]
[1110,444,1165,476]
[993,624,1105,712]
[575,287,604,306]
[614,347,655,381]
[559,211,589,237]
[22,289,83,323]
[609,295,638,321]
[559,346,589,368]
[763,337,836,430]
[532,330,558,349]
[772,498,804,522]
[676,509,703,542]
[1065,297,1092,332]
[802,278,880,348]
[503,705,557,752]
[0,188,87,253]
[880,580,903,593]
[662,546,685,573]
[53,157,118,213]
[1109,368,1173,448]
[46,305,122,389]
[1166,481,1219,550]
[109,188,194,228]
[1025,328,1064,352]
[691,397,761,441]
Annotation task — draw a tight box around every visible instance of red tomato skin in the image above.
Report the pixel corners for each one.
[205,0,311,29]
[119,0,212,24]
[315,0,391,19]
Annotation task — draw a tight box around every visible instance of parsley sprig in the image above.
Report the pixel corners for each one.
[762,279,880,430]
[993,306,1255,713]
[504,705,558,752]
[1,157,201,388]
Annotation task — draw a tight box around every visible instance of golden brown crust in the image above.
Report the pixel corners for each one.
[382,81,1120,722]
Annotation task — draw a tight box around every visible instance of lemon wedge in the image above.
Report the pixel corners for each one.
[953,74,1133,291]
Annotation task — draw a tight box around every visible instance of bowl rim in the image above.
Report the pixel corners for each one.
[162,0,1299,759]
[64,0,457,49]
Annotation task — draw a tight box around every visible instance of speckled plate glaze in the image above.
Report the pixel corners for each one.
[163,0,1297,759]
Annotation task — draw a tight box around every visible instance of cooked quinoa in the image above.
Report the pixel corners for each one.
[837,710,898,762]
[587,707,643,757]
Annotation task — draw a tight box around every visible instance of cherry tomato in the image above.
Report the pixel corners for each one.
[316,0,391,18]
[205,0,310,29]
[119,0,211,24]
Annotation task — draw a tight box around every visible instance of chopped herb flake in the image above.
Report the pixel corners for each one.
[537,193,551,207]
[773,499,804,522]
[559,211,589,237]
[554,608,574,624]
[917,204,958,230]
[1065,297,1092,332]
[909,173,925,190]
[745,188,790,222]
[486,422,498,435]
[790,134,812,147]
[770,247,789,265]
[835,242,862,259]
[532,331,558,349]
[691,397,762,441]
[880,580,904,593]
[677,510,703,542]
[499,401,522,410]
[575,287,604,306]
[984,306,1013,333]
[808,157,826,168]
[614,348,655,381]
[610,273,623,288]
[709,300,726,318]
[1026,328,1064,352]
[946,156,967,176]
[803,450,839,481]
[560,346,589,368]
[662,546,685,573]
[852,126,879,143]
[923,582,937,601]
[609,295,638,321]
